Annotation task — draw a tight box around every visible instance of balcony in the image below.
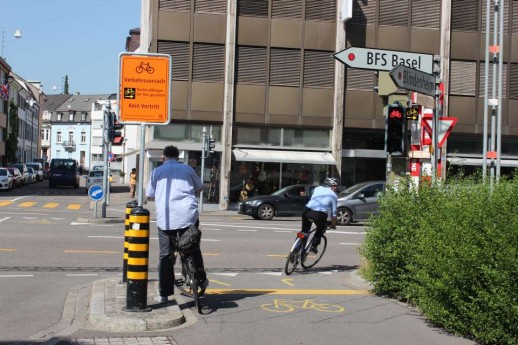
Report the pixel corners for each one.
[61,140,76,151]
[41,140,51,149]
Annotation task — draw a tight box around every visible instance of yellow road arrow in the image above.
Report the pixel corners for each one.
[282,278,294,286]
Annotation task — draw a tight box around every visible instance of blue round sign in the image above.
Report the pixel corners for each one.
[88,184,105,201]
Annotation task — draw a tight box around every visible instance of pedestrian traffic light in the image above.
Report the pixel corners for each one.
[208,137,216,155]
[110,112,124,145]
[386,104,406,155]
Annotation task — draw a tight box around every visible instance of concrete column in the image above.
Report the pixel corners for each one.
[219,0,237,210]
[439,0,451,179]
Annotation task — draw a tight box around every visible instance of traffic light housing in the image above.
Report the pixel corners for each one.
[110,112,124,145]
[386,104,406,155]
[207,137,216,155]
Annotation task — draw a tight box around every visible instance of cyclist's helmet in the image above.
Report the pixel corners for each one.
[323,177,338,187]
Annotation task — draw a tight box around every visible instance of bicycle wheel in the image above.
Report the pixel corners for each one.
[187,258,202,313]
[173,253,194,298]
[284,238,303,275]
[301,232,327,269]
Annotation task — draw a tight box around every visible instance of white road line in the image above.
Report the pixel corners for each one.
[0,275,34,278]
[259,272,283,276]
[0,217,11,223]
[236,229,257,232]
[212,272,239,277]
[0,212,48,216]
[340,242,362,246]
[331,231,367,235]
[201,239,220,242]
[71,222,90,225]
[202,223,296,231]
[66,274,99,277]
[23,217,38,219]
[274,230,293,233]
[11,196,27,201]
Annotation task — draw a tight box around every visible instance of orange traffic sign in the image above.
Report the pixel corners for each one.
[118,53,172,124]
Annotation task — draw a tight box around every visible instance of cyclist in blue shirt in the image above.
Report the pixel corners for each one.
[302,177,338,253]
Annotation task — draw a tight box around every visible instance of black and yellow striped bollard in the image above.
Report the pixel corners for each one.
[126,206,151,312]
[122,200,138,283]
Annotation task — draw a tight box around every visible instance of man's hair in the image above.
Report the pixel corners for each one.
[163,145,180,159]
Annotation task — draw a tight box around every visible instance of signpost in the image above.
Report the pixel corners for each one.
[422,117,458,148]
[118,52,172,208]
[333,47,434,74]
[88,184,105,218]
[389,64,436,97]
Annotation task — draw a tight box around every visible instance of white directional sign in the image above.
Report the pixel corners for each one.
[333,47,434,74]
[389,64,436,97]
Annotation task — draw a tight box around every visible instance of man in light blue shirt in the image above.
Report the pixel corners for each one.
[146,145,208,302]
[302,177,338,253]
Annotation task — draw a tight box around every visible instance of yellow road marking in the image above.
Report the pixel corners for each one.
[209,279,232,286]
[267,254,287,257]
[0,248,16,251]
[203,253,220,256]
[19,202,36,207]
[43,203,59,208]
[67,204,81,210]
[0,201,13,206]
[207,289,369,295]
[282,278,294,286]
[64,250,119,254]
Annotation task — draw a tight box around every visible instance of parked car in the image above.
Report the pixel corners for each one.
[26,162,44,182]
[6,167,23,188]
[336,181,386,226]
[238,184,316,220]
[27,167,37,184]
[8,164,29,186]
[85,170,111,193]
[0,168,14,191]
[49,158,80,188]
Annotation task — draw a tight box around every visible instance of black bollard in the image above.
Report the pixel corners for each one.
[126,207,151,312]
[122,200,138,283]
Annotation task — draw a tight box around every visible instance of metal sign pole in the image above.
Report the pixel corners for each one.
[137,124,146,208]
[199,127,207,212]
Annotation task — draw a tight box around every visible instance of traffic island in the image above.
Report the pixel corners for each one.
[87,278,186,332]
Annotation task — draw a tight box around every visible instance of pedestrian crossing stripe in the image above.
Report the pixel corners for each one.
[0,201,82,210]
[43,203,59,208]
[19,202,37,207]
[0,201,13,206]
[67,204,81,210]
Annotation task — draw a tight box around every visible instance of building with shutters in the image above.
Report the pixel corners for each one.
[139,0,518,210]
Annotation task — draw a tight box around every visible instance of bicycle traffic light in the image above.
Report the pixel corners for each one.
[386,104,406,155]
[109,112,124,145]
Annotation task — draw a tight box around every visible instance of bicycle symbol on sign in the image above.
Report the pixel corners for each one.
[261,299,344,313]
[136,62,155,74]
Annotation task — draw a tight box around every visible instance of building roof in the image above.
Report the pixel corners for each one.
[42,94,71,113]
[55,94,113,113]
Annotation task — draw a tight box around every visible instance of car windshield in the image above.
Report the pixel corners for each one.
[28,168,34,173]
[27,164,39,170]
[89,171,103,177]
[0,170,7,176]
[337,182,370,197]
[271,185,299,196]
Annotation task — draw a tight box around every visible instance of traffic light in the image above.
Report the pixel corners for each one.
[386,104,406,155]
[207,137,216,155]
[110,112,124,145]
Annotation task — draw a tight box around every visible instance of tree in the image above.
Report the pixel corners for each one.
[6,100,19,163]
[63,75,69,94]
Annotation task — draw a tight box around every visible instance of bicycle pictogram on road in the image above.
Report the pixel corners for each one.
[261,299,345,313]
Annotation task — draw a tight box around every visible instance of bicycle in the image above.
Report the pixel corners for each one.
[171,234,206,313]
[284,224,331,275]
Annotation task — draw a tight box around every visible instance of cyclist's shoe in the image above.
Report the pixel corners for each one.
[310,245,318,254]
[199,278,209,290]
[160,296,168,303]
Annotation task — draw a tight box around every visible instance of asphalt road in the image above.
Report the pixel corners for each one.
[0,181,475,345]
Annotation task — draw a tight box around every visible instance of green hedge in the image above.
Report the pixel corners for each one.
[361,176,518,345]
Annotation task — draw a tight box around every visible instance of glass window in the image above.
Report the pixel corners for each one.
[81,131,86,143]
[283,128,330,148]
[57,131,62,143]
[81,112,87,121]
[69,112,74,121]
[57,113,63,121]
[68,131,74,142]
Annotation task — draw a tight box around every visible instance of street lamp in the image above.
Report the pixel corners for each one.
[1,29,22,59]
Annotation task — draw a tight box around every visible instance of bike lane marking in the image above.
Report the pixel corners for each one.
[206,288,369,295]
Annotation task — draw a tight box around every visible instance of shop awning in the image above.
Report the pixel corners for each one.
[233,149,336,165]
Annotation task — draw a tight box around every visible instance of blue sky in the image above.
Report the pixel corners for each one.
[2,0,141,95]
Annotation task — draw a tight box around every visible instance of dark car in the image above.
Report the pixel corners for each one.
[49,158,80,188]
[238,184,316,220]
[6,167,23,188]
[336,181,386,225]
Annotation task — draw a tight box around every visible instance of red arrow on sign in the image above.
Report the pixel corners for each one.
[422,117,458,148]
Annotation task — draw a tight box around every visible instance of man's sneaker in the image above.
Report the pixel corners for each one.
[160,296,168,303]
[310,246,318,254]
[199,279,209,290]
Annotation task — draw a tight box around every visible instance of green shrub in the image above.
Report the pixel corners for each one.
[361,176,518,345]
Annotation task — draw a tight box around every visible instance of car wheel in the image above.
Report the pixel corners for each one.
[337,208,352,226]
[257,204,275,220]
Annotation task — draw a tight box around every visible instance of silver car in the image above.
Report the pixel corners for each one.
[336,181,386,225]
[0,168,13,191]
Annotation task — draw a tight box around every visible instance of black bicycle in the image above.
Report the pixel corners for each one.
[284,225,330,275]
[172,238,205,313]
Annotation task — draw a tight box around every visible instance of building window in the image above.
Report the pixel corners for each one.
[303,50,334,88]
[451,0,478,31]
[56,150,61,158]
[479,62,508,98]
[157,41,190,80]
[81,131,86,143]
[69,112,74,121]
[272,0,302,19]
[68,131,74,143]
[380,0,409,27]
[238,0,268,17]
[236,46,267,84]
[450,60,477,96]
[411,0,440,29]
[159,0,191,12]
[195,0,226,14]
[510,63,518,99]
[305,0,336,22]
[270,48,301,86]
[347,69,375,91]
[193,43,225,82]
[57,113,63,121]
[81,112,87,121]
[57,131,62,143]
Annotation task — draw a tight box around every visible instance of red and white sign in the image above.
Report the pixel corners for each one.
[421,116,457,149]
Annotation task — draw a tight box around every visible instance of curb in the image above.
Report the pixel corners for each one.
[87,279,186,332]
[76,216,125,224]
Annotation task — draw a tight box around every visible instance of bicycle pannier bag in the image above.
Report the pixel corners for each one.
[177,225,202,251]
